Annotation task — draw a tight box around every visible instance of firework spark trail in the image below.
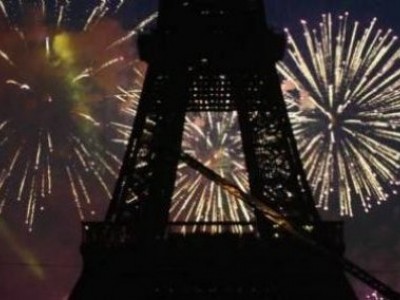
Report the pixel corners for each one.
[107,12,159,50]
[111,65,146,143]
[278,13,400,216]
[0,0,152,230]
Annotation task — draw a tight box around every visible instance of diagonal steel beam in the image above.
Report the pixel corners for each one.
[180,151,400,300]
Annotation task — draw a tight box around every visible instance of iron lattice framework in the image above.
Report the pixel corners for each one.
[106,0,320,236]
[70,0,364,299]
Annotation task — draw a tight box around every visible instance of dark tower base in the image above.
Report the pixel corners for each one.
[70,222,356,300]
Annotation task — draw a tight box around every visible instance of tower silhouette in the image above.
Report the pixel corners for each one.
[70,0,358,299]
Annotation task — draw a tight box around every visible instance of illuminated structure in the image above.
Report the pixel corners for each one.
[71,0,362,298]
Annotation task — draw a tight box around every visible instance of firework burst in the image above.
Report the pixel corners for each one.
[0,0,151,230]
[278,13,400,216]
[170,112,253,234]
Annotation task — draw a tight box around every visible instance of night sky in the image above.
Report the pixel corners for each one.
[1,0,400,299]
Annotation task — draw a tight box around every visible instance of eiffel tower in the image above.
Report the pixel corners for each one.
[70,1,399,299]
